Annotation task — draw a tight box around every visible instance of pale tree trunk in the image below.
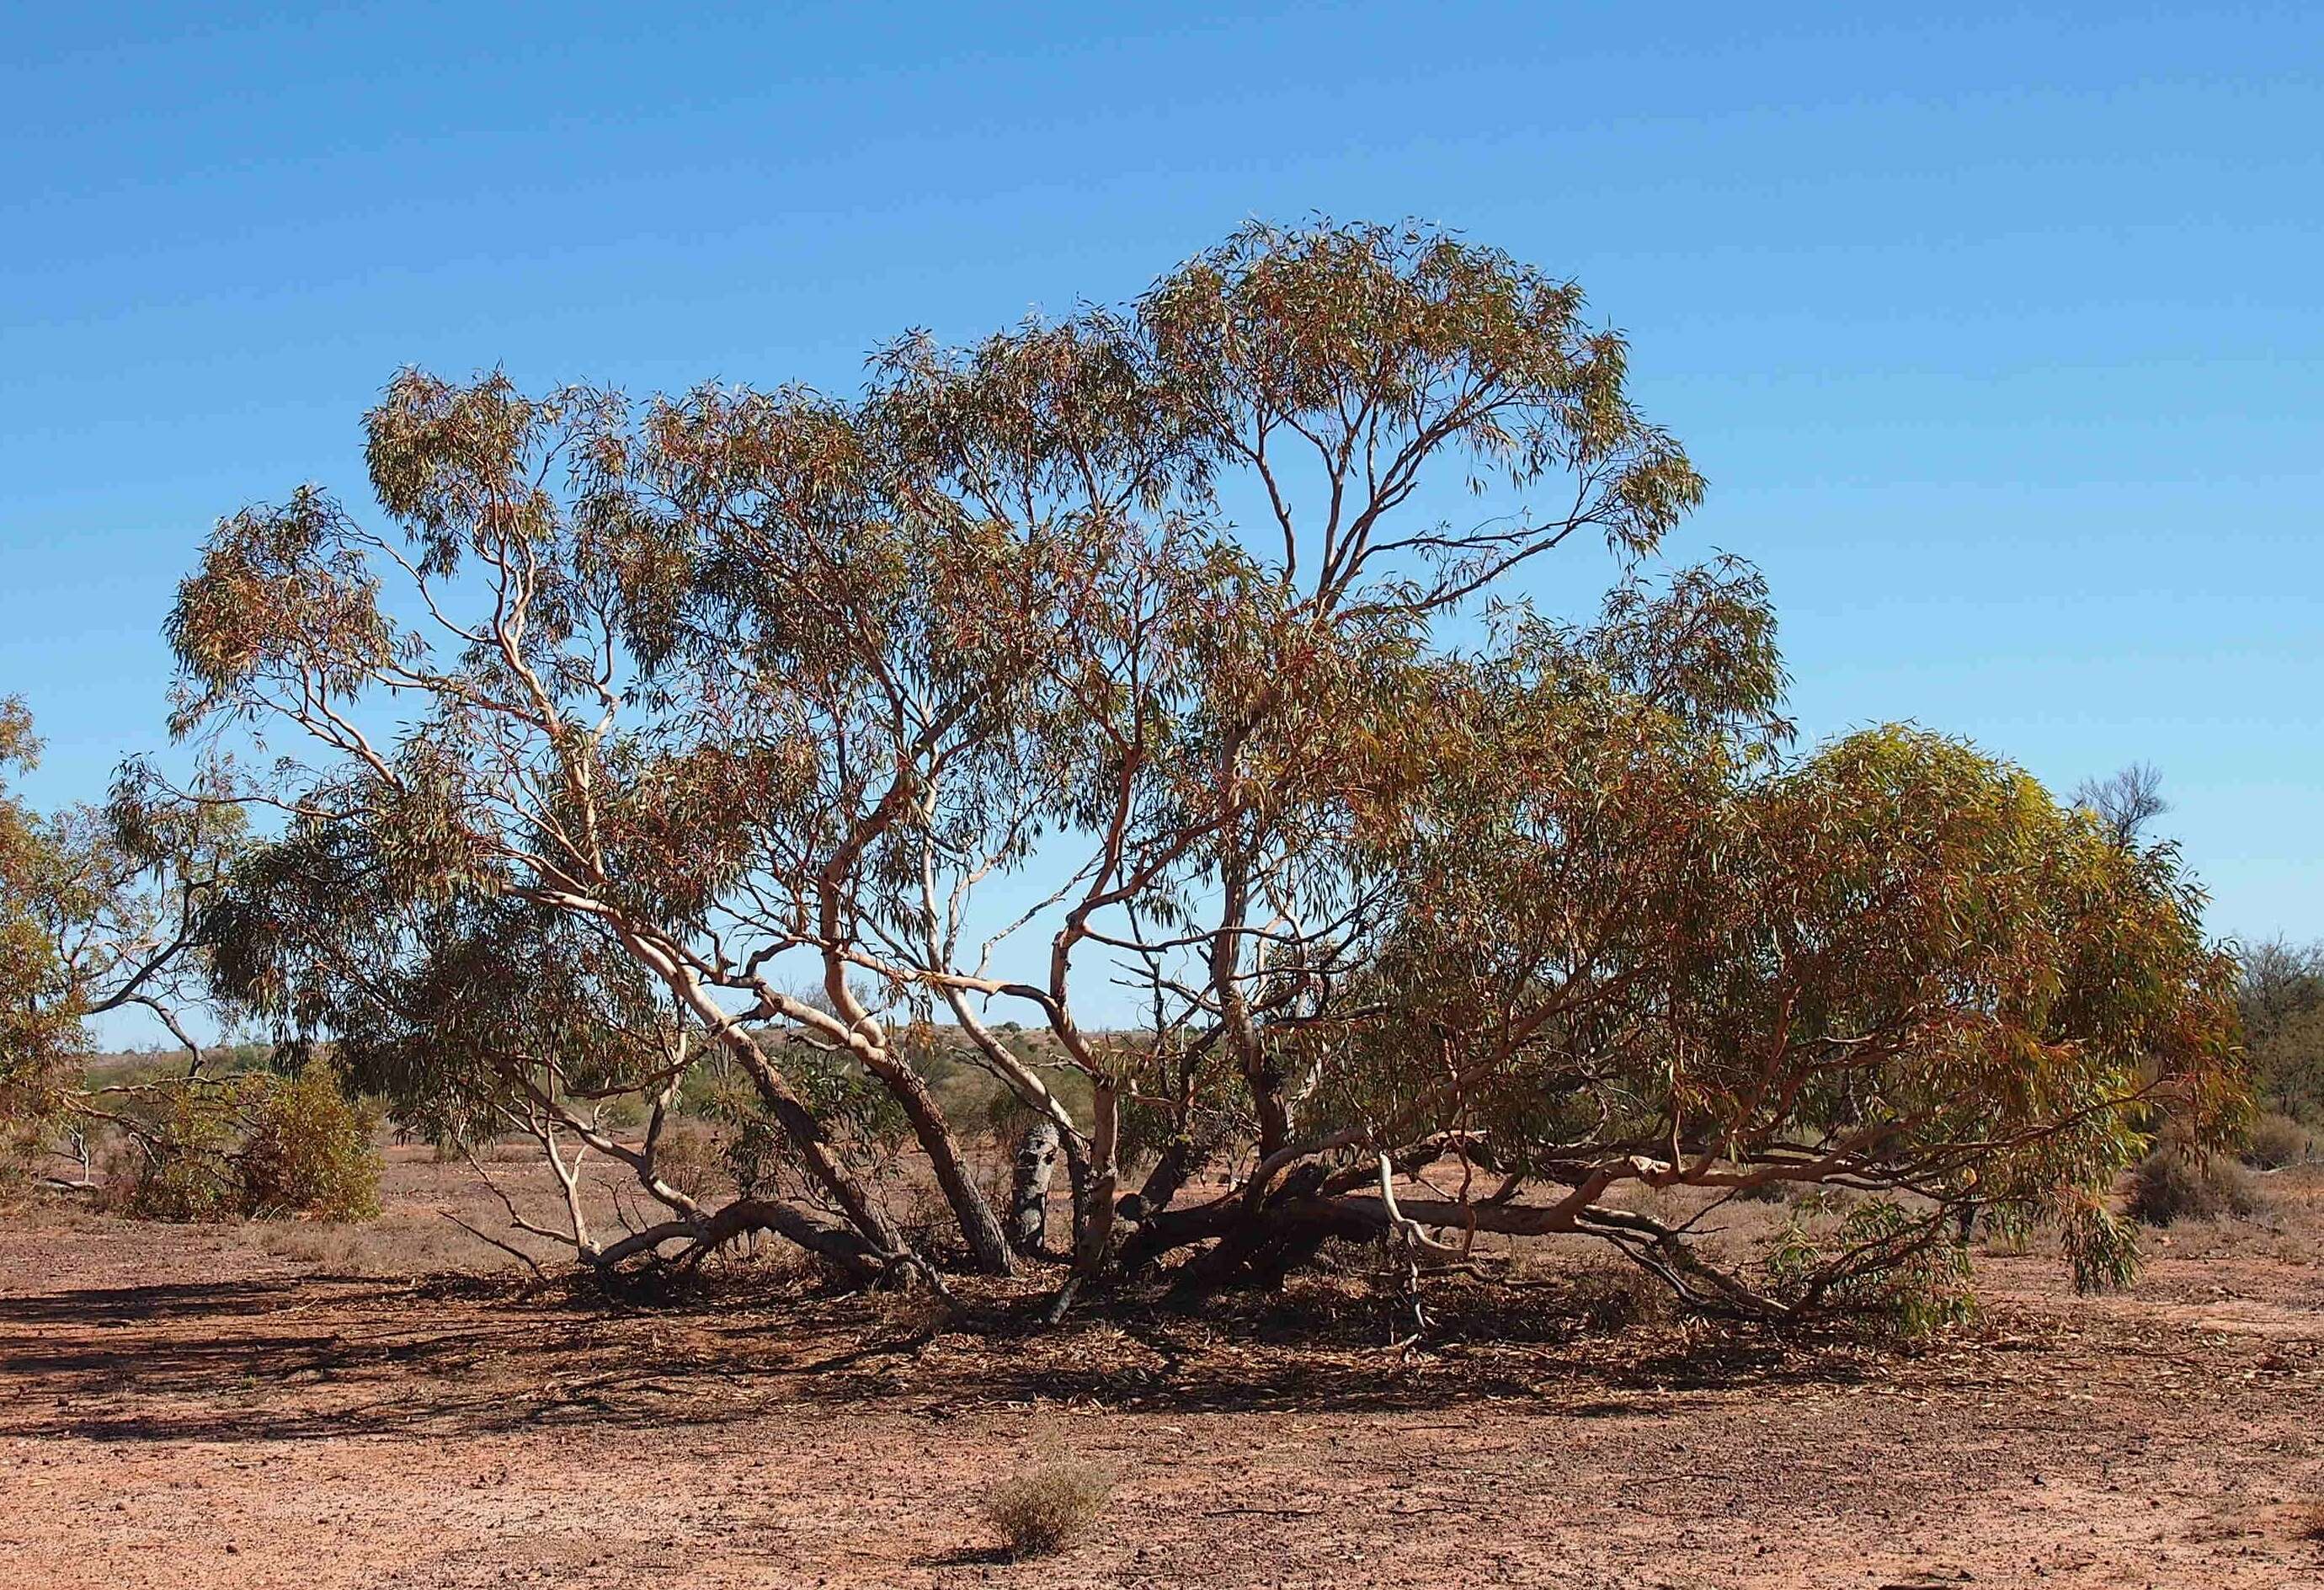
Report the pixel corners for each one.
[940,984,1092,1257]
[1062,1130,1092,1251]
[1074,1079,1121,1278]
[818,943,1015,1276]
[1007,1118,1061,1257]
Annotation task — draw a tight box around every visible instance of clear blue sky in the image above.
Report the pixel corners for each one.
[5,2,2319,961]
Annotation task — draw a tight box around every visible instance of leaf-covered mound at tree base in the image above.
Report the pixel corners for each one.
[146,217,2243,1317]
[3,1163,2321,1590]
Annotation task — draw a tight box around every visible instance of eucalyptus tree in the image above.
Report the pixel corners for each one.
[162,220,2241,1311]
[837,221,1707,1279]
[169,388,1032,1273]
[163,221,1671,1276]
[2237,936,2324,1125]
[0,699,241,1123]
[0,699,77,1120]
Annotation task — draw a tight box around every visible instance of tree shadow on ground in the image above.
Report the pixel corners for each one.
[1,1265,1905,1447]
[913,1545,1017,1568]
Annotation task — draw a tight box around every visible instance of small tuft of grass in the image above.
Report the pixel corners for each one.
[980,1450,1115,1560]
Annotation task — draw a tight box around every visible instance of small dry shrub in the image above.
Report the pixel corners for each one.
[2128,1150,2266,1227]
[980,1450,1114,1560]
[2241,1112,2316,1171]
[651,1123,722,1203]
[1567,1257,1676,1332]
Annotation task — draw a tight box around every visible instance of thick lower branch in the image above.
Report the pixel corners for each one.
[589,1197,885,1283]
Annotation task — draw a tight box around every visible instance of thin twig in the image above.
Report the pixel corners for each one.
[437,1210,549,1282]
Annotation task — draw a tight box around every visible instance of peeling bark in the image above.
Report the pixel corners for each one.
[1006,1118,1061,1257]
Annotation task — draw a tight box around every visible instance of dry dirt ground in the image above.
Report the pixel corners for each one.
[3,1149,2322,1589]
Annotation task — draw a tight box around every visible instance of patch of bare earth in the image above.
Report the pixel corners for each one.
[3,1160,2321,1588]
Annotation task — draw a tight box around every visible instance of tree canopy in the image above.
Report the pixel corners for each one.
[2239,937,2324,1126]
[1,699,242,1123]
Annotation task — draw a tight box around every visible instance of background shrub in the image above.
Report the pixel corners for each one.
[237,1070,381,1220]
[109,1072,381,1223]
[109,1086,243,1220]
[2128,1149,2266,1226]
[2240,1111,2316,1170]
[650,1123,722,1203]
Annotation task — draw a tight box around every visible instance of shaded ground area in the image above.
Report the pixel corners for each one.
[4,1161,2322,1587]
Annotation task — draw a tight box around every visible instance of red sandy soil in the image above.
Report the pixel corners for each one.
[3,1151,2321,1589]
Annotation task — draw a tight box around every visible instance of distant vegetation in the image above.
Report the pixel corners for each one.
[2240,938,2324,1128]
[0,220,2268,1327]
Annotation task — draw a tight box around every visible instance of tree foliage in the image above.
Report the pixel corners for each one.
[2239,937,2324,1125]
[0,699,79,1118]
[154,220,2242,1314]
[0,704,383,1224]
[0,698,243,1123]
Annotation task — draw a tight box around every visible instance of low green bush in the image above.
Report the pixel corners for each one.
[237,1070,381,1220]
[110,1070,381,1223]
